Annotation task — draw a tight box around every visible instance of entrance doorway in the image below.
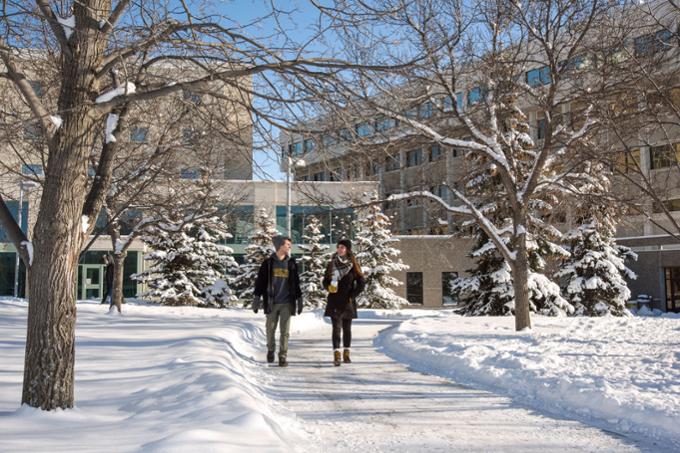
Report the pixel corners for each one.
[664,267,680,313]
[80,264,104,300]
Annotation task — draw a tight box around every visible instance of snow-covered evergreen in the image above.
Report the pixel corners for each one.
[298,216,330,308]
[557,218,637,316]
[451,231,514,315]
[132,215,237,307]
[450,98,573,317]
[353,202,410,309]
[231,208,278,305]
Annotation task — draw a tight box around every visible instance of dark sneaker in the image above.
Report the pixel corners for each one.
[279,357,288,367]
[343,349,351,363]
[267,351,275,363]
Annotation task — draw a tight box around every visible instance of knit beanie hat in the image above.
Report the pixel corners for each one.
[337,239,352,251]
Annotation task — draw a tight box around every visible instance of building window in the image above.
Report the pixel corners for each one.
[430,143,443,161]
[467,86,484,105]
[442,271,458,305]
[23,123,42,140]
[614,149,640,173]
[559,56,589,76]
[635,29,673,56]
[443,93,464,111]
[288,141,303,156]
[375,116,397,132]
[404,107,418,119]
[369,160,381,176]
[182,128,197,144]
[304,138,315,153]
[355,121,373,138]
[21,164,43,176]
[385,154,401,172]
[653,198,680,213]
[650,143,680,170]
[180,168,200,179]
[183,90,201,104]
[29,80,45,98]
[406,272,424,305]
[312,171,326,181]
[665,267,680,313]
[526,66,551,87]
[130,127,148,143]
[338,128,353,142]
[432,184,449,199]
[406,149,422,167]
[419,101,433,119]
[537,118,547,140]
[322,134,337,147]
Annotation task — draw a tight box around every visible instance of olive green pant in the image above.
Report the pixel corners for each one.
[266,302,292,359]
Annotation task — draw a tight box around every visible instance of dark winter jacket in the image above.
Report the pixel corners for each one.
[254,255,302,315]
[323,263,365,320]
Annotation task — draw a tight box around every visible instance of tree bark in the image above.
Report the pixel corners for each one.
[22,1,110,410]
[110,252,126,313]
[512,242,532,331]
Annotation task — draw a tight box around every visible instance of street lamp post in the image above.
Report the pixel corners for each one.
[286,154,292,239]
[14,180,37,298]
[285,150,306,240]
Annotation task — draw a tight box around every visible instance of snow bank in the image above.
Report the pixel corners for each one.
[0,298,323,452]
[376,312,680,449]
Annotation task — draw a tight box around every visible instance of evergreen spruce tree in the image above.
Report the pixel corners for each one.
[353,202,410,309]
[557,208,637,316]
[451,88,573,316]
[298,215,330,308]
[133,214,236,306]
[451,229,514,315]
[231,208,277,305]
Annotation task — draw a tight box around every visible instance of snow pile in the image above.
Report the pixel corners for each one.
[0,299,324,452]
[377,312,680,448]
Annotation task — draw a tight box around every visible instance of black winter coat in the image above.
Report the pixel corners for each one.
[323,265,365,320]
[254,256,302,315]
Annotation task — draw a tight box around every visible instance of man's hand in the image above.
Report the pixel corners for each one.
[253,295,262,313]
[297,298,303,315]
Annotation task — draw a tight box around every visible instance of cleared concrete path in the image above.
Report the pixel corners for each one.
[262,318,665,453]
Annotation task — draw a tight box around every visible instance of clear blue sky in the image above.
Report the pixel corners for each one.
[218,1,324,181]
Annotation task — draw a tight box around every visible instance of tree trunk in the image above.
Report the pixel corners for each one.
[22,1,110,410]
[512,244,532,331]
[110,252,126,313]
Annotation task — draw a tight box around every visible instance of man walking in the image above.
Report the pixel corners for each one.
[252,235,303,367]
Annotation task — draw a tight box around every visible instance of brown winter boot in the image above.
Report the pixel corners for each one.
[343,349,351,363]
[333,350,341,367]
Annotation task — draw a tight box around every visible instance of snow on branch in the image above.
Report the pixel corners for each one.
[373,106,511,172]
[387,190,516,262]
[56,15,75,40]
[21,241,33,266]
[96,82,136,104]
[105,113,119,143]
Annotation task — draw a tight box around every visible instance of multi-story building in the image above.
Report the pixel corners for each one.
[281,9,680,310]
[0,178,377,300]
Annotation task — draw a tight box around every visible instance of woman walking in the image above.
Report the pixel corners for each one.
[323,239,365,366]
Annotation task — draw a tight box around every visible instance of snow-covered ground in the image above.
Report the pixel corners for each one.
[0,298,324,452]
[2,298,677,452]
[376,311,680,449]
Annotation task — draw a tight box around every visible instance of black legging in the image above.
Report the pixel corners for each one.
[331,317,352,350]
